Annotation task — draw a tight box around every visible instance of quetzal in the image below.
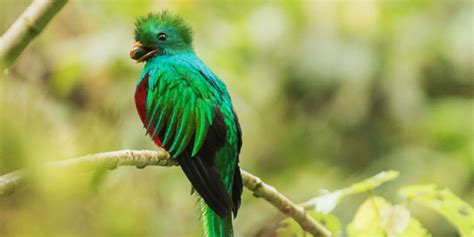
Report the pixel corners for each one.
[129,11,242,237]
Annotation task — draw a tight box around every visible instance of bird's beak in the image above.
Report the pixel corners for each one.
[129,41,158,63]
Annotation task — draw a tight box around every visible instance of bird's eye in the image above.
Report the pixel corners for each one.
[158,33,167,41]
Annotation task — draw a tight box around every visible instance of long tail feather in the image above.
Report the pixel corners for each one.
[200,200,233,237]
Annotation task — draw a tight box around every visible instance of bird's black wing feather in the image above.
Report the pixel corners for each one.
[231,109,243,216]
[177,152,232,218]
[175,108,233,218]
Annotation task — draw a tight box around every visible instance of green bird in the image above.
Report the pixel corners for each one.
[129,11,242,237]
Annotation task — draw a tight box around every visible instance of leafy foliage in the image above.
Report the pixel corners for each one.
[277,171,471,237]
[347,196,431,237]
[301,170,399,214]
[399,185,474,237]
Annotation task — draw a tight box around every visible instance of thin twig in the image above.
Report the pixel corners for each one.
[0,0,68,69]
[0,149,332,236]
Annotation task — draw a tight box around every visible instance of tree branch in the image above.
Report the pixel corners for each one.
[0,0,68,69]
[0,149,332,236]
[242,170,332,236]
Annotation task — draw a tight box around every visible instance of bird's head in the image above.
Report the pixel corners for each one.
[130,11,193,63]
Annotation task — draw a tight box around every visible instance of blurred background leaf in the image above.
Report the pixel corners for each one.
[347,196,431,237]
[302,170,399,214]
[399,185,474,237]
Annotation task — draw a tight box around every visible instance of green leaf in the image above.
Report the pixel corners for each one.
[312,212,342,235]
[347,196,431,237]
[301,170,399,213]
[400,218,432,237]
[398,185,474,237]
[345,170,399,195]
[276,211,341,237]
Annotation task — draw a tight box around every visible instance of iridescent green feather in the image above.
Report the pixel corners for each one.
[169,88,191,153]
[193,105,210,156]
[143,64,219,159]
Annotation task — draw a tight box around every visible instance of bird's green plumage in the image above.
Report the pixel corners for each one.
[132,11,242,237]
[140,56,231,158]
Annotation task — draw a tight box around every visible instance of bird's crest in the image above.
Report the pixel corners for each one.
[134,11,193,45]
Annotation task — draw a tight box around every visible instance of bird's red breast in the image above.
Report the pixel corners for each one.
[134,73,163,147]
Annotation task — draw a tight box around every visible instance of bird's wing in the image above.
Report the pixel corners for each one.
[144,64,220,158]
[144,63,233,217]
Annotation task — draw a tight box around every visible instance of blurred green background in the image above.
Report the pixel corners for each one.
[0,0,472,236]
